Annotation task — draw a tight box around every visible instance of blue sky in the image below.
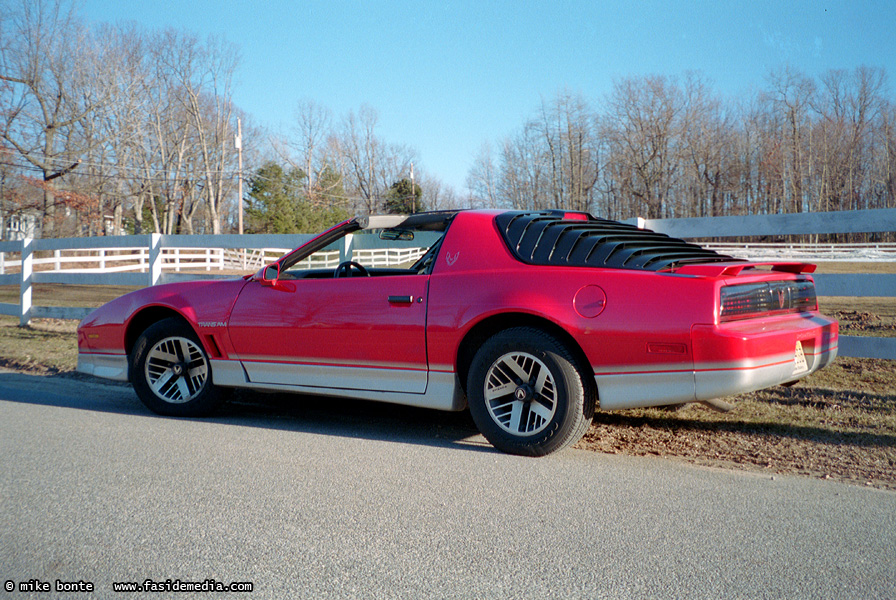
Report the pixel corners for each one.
[80,0,896,191]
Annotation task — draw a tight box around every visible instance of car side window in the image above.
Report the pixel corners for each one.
[285,229,445,279]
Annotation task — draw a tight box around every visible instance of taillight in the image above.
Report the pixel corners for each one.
[719,279,817,322]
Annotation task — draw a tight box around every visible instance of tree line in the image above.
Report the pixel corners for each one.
[1,0,244,236]
[1,0,894,239]
[468,69,896,233]
[0,0,446,237]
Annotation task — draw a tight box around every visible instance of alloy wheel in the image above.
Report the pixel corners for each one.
[144,336,209,404]
[483,351,558,436]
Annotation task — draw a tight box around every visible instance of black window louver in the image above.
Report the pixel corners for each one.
[495,211,741,272]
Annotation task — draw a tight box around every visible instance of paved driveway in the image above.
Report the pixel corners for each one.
[1,371,894,599]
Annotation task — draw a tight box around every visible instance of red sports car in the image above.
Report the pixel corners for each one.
[77,209,839,455]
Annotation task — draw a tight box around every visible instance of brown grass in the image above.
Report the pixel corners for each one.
[578,358,896,490]
[0,284,142,308]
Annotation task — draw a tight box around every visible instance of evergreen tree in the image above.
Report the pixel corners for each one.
[244,162,302,233]
[384,178,423,214]
[244,161,350,233]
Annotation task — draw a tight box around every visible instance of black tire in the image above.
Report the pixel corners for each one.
[466,327,594,456]
[129,318,222,417]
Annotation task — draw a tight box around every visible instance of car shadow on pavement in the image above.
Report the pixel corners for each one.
[0,371,493,454]
[221,388,490,452]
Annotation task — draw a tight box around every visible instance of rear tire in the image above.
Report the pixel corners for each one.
[130,318,222,417]
[467,327,594,456]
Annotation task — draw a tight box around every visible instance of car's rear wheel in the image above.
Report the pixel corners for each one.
[130,318,222,417]
[467,327,594,456]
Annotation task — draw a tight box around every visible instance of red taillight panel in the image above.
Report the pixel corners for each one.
[719,279,817,322]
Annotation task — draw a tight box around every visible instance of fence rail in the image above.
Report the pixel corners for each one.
[1,209,894,359]
[700,242,896,262]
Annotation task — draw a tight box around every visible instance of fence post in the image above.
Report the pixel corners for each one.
[0,251,4,274]
[340,234,353,263]
[99,248,106,270]
[149,233,162,286]
[54,249,61,271]
[19,237,33,327]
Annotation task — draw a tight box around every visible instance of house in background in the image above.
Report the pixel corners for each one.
[1,208,42,240]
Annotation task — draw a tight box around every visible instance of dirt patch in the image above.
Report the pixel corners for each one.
[832,310,896,337]
[819,296,896,338]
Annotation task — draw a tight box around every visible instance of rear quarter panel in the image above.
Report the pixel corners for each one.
[426,212,718,374]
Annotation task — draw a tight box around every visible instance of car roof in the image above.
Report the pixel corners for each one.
[494,210,740,271]
[358,210,461,232]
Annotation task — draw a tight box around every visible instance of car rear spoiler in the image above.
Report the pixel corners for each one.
[669,262,817,277]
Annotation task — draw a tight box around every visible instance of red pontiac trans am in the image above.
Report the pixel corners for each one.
[77,209,839,455]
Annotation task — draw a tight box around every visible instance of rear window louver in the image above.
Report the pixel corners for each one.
[496,211,741,272]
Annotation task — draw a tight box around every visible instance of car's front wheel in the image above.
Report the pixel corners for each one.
[130,318,223,417]
[467,327,594,456]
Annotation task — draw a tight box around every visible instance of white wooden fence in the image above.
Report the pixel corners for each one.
[700,242,896,263]
[1,207,894,359]
[0,232,420,323]
[0,244,429,277]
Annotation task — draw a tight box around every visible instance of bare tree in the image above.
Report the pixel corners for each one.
[154,30,239,234]
[679,73,737,217]
[813,66,885,213]
[417,171,458,211]
[331,105,416,214]
[331,105,380,213]
[0,0,111,236]
[466,142,499,208]
[535,90,599,212]
[498,124,548,211]
[878,99,896,209]
[601,75,684,218]
[77,22,149,236]
[765,66,816,213]
[291,99,331,199]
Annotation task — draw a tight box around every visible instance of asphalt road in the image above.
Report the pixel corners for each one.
[1,370,894,599]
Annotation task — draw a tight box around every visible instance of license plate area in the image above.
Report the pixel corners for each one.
[792,340,809,375]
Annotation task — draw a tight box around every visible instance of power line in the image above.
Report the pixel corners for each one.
[0,157,385,206]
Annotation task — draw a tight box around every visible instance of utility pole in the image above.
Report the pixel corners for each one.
[410,162,415,213]
[235,118,245,269]
[235,118,243,235]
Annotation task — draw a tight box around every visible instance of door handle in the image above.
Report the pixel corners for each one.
[388,295,414,304]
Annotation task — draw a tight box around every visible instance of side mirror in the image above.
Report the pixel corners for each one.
[260,262,280,286]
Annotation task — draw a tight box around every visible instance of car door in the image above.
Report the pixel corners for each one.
[226,274,430,394]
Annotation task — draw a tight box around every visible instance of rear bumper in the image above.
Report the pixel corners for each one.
[693,340,837,401]
[595,312,838,410]
[692,313,838,399]
[77,352,129,381]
